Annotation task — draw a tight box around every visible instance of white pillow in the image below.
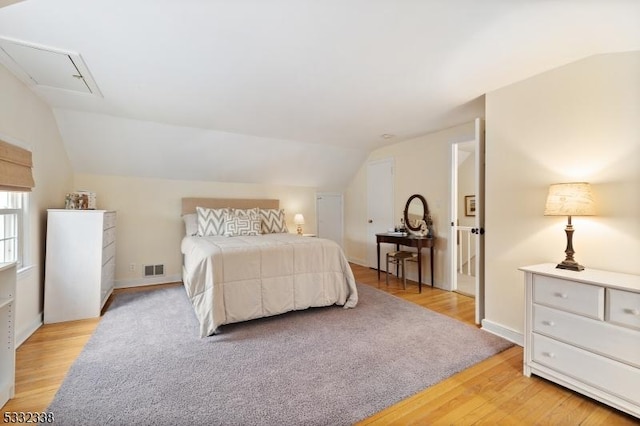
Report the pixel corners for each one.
[259,208,288,234]
[196,207,230,236]
[224,211,261,236]
[182,213,197,236]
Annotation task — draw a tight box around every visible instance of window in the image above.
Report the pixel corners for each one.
[0,191,28,267]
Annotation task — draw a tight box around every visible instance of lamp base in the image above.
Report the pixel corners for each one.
[556,217,585,271]
[556,260,585,272]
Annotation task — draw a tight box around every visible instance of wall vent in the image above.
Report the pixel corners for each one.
[143,264,165,277]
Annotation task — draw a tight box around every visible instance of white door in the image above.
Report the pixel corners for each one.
[450,118,485,324]
[316,193,343,247]
[367,158,394,270]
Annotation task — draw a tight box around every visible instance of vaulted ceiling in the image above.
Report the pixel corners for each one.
[1,1,638,189]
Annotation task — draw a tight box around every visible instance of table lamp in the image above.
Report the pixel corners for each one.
[294,213,305,235]
[544,182,595,271]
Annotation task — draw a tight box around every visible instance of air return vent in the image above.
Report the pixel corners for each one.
[0,36,102,96]
[143,264,165,278]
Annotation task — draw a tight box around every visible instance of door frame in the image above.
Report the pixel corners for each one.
[474,118,486,324]
[449,118,485,324]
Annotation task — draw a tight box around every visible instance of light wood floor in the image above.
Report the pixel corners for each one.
[3,265,638,425]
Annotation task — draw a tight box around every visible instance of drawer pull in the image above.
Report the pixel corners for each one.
[554,292,568,299]
[623,308,640,316]
[542,352,556,359]
[542,320,555,327]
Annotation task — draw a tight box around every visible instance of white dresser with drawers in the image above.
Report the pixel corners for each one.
[44,209,116,323]
[520,264,640,418]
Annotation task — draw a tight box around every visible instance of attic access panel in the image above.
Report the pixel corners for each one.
[0,37,101,96]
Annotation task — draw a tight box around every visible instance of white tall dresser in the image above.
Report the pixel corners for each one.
[520,264,640,419]
[44,210,116,323]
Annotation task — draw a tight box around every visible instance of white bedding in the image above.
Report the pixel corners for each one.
[181,233,358,337]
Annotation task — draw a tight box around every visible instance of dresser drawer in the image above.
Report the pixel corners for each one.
[533,275,604,319]
[101,257,115,291]
[607,289,640,331]
[103,212,116,230]
[534,304,640,368]
[532,334,640,406]
[102,227,116,248]
[102,241,116,265]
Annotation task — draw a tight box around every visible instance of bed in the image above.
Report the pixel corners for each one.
[180,198,358,337]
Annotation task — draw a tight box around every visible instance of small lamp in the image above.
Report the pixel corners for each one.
[294,213,305,235]
[544,182,595,271]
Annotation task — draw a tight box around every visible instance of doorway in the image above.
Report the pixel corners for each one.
[450,118,485,324]
[453,141,476,297]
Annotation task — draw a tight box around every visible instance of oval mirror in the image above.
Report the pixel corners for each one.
[404,194,429,232]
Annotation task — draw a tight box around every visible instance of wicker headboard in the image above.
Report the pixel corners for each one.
[181,198,279,215]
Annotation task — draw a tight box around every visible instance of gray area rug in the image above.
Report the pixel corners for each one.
[48,284,512,425]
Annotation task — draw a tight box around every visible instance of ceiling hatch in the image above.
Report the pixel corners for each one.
[0,37,102,96]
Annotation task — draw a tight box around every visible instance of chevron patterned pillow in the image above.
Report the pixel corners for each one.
[196,207,230,236]
[231,208,259,219]
[259,208,289,234]
[224,211,261,236]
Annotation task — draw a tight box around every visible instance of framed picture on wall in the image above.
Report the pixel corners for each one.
[465,195,476,217]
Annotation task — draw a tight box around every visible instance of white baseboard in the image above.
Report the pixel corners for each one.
[16,313,43,348]
[115,273,182,289]
[481,319,524,346]
[347,257,367,267]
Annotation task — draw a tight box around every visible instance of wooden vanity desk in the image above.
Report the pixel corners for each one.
[376,233,435,292]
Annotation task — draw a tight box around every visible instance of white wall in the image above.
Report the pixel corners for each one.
[0,65,74,344]
[484,51,640,336]
[344,121,476,288]
[74,174,317,287]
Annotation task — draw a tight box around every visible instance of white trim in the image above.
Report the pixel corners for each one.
[0,193,29,267]
[15,314,42,348]
[16,263,34,278]
[347,257,367,267]
[115,273,182,289]
[481,319,524,346]
[21,192,30,268]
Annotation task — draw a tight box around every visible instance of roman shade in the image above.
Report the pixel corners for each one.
[0,139,35,192]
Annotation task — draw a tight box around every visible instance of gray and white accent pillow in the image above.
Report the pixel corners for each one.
[196,207,230,236]
[231,208,259,219]
[259,208,288,234]
[224,211,261,236]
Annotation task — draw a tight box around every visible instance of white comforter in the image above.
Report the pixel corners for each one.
[181,233,358,337]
